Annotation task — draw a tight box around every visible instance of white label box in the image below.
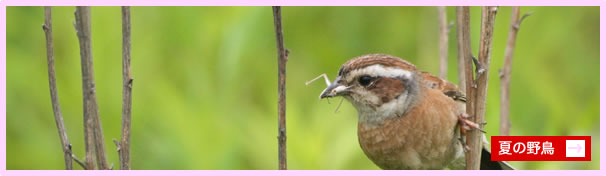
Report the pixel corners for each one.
[566,140,585,157]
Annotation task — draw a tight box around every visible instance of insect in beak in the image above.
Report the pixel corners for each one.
[306,73,350,99]
[319,83,348,99]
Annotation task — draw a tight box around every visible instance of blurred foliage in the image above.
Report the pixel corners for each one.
[7,6,599,170]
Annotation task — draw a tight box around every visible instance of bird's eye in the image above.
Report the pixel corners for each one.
[358,75,373,86]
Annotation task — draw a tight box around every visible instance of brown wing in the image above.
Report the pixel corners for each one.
[420,72,466,103]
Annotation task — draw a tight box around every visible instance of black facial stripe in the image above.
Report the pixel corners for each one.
[358,75,374,86]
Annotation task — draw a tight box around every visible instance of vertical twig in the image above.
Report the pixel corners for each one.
[118,6,133,170]
[499,7,519,137]
[272,6,288,170]
[456,7,476,169]
[437,6,448,79]
[43,6,74,170]
[499,8,530,137]
[466,6,498,170]
[456,6,472,116]
[74,6,95,170]
[455,7,470,93]
[74,6,110,170]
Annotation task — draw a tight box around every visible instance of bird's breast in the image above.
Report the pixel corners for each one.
[356,89,461,170]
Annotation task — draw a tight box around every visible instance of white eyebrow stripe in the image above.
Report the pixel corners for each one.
[346,64,412,82]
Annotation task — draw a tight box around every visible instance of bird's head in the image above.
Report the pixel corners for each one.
[320,54,422,123]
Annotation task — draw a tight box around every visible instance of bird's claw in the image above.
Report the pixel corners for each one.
[458,113,485,152]
[458,113,486,133]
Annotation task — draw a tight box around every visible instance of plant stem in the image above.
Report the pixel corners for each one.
[74,6,109,170]
[437,6,448,79]
[466,6,498,170]
[43,6,74,170]
[272,6,288,170]
[500,7,530,136]
[455,7,471,93]
[118,6,133,170]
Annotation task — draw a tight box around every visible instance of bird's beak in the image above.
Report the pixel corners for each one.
[320,77,348,99]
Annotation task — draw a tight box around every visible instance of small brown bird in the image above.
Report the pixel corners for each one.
[317,54,512,170]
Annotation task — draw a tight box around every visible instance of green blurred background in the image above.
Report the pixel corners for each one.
[7,6,599,170]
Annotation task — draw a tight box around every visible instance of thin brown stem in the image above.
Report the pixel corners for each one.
[456,6,473,115]
[466,6,498,170]
[272,6,288,170]
[455,7,471,93]
[74,6,95,169]
[456,6,476,169]
[500,7,528,136]
[71,153,88,169]
[499,7,518,137]
[43,6,74,170]
[74,6,109,170]
[118,6,133,170]
[437,6,448,79]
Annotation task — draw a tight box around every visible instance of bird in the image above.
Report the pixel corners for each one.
[316,53,513,170]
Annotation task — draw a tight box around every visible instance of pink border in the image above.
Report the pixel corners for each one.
[3,170,606,176]
[1,0,605,176]
[1,2,6,173]
[1,0,605,6]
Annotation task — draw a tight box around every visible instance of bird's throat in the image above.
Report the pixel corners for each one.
[354,90,415,128]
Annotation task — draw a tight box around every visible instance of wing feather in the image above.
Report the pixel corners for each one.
[420,72,466,103]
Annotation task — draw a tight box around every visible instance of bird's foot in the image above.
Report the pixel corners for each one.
[458,113,485,152]
[458,113,486,133]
